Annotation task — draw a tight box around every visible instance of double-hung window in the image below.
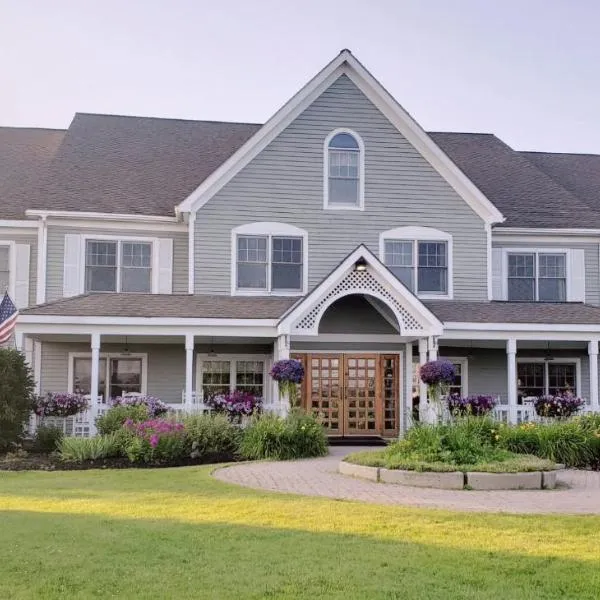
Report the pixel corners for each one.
[85,240,152,293]
[384,240,448,295]
[507,252,566,302]
[517,361,578,400]
[199,358,266,400]
[236,235,303,293]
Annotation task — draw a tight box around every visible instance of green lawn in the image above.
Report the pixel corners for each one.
[1,466,599,599]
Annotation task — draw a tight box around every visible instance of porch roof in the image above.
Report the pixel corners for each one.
[425,300,600,325]
[20,293,600,327]
[20,293,298,319]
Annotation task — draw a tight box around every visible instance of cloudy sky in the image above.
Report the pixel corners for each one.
[2,0,599,152]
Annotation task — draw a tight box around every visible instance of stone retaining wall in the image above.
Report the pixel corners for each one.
[339,461,560,490]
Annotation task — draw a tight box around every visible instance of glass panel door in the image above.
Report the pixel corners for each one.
[308,355,342,434]
[344,355,378,434]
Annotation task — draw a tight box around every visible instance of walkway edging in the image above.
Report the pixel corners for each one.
[339,460,560,490]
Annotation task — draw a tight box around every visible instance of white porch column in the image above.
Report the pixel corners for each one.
[14,330,24,351]
[588,339,599,411]
[90,333,101,405]
[428,336,438,361]
[506,338,517,424]
[273,334,290,416]
[404,342,413,434]
[418,338,428,419]
[185,333,195,407]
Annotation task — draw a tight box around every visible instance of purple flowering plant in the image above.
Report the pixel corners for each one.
[270,359,305,406]
[447,394,497,417]
[123,418,186,462]
[111,395,168,417]
[419,359,456,408]
[533,392,585,419]
[205,390,262,420]
[33,392,89,418]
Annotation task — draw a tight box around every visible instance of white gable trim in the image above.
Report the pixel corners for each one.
[277,244,443,337]
[177,50,504,226]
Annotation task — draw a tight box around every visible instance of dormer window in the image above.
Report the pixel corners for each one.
[324,129,364,210]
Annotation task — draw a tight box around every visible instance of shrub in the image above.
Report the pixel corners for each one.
[58,434,121,461]
[240,410,328,460]
[447,394,497,417]
[205,390,262,420]
[352,417,512,471]
[96,404,149,434]
[123,418,186,463]
[32,393,88,418]
[33,424,64,453]
[183,413,240,458]
[0,348,35,451]
[110,396,168,417]
[498,420,593,467]
[533,393,585,418]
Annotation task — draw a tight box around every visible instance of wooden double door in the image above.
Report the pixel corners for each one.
[293,353,400,437]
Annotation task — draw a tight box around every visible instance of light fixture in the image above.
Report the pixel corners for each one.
[122,336,131,356]
[354,257,367,272]
[544,341,553,362]
[207,337,218,357]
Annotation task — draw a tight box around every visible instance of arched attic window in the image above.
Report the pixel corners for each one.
[324,129,364,210]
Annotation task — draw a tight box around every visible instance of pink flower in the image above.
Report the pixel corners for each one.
[149,434,159,448]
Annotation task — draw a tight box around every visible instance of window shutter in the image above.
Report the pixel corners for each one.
[568,249,586,302]
[63,234,82,297]
[491,248,505,300]
[14,244,30,308]
[156,238,173,294]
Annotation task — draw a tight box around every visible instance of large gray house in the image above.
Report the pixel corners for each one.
[4,50,600,437]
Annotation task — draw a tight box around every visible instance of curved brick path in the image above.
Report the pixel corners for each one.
[214,446,600,515]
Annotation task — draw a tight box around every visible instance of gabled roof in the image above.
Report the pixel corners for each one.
[430,133,600,228]
[176,50,505,225]
[27,114,260,217]
[0,127,65,219]
[521,151,600,215]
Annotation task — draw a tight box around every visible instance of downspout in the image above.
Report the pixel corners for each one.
[36,215,47,305]
[188,212,196,294]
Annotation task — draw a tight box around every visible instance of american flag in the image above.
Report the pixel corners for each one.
[0,293,18,344]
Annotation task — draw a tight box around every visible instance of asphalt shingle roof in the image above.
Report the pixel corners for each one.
[0,127,65,219]
[2,115,600,228]
[20,293,297,319]
[22,293,600,325]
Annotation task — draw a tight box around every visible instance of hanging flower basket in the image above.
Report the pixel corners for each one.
[419,359,456,405]
[533,393,584,418]
[270,359,305,407]
[32,392,89,418]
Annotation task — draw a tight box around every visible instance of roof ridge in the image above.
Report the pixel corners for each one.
[0,126,66,133]
[521,150,600,158]
[74,112,263,127]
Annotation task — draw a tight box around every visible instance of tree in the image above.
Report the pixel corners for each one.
[0,348,35,451]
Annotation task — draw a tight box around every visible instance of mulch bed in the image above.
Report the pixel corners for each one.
[0,452,239,471]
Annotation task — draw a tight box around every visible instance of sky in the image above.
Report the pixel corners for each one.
[2,0,600,153]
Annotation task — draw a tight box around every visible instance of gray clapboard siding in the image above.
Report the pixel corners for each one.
[45,226,188,302]
[195,74,488,300]
[492,241,600,305]
[0,232,37,306]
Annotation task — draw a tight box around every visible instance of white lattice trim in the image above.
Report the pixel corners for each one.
[293,269,424,334]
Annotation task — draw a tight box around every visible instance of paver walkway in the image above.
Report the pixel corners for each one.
[214,446,600,514]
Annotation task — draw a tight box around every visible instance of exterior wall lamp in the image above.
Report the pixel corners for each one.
[354,257,368,272]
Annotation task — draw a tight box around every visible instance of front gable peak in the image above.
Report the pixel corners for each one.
[177,50,504,225]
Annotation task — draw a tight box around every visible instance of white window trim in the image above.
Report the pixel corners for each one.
[195,353,269,402]
[0,240,16,300]
[503,248,571,302]
[516,357,582,398]
[231,222,308,296]
[67,352,148,398]
[80,234,160,294]
[379,226,453,299]
[323,128,365,211]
